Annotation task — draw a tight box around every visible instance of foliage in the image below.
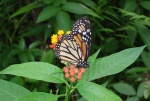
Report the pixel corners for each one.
[0,46,145,101]
[1,0,150,100]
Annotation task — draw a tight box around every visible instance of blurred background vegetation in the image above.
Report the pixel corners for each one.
[1,0,150,100]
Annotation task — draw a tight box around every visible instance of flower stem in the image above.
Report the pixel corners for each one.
[64,83,73,101]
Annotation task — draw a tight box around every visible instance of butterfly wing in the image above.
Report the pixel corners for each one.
[55,16,91,67]
[71,16,91,61]
[56,35,84,66]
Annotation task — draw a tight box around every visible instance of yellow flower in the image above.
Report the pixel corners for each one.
[58,30,64,35]
[66,31,70,34]
[51,34,58,44]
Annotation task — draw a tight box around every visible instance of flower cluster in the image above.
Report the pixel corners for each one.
[63,65,86,83]
[49,30,70,50]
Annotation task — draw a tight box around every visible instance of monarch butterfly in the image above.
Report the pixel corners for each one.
[55,16,91,67]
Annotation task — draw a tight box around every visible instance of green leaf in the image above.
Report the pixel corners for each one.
[141,51,150,67]
[144,89,150,99]
[27,52,35,61]
[56,11,71,31]
[10,2,43,19]
[126,96,139,101]
[42,0,53,4]
[0,62,65,83]
[81,49,100,82]
[40,50,55,64]
[126,67,149,74]
[0,79,31,101]
[113,83,136,95]
[10,76,24,86]
[44,25,52,42]
[77,82,122,101]
[78,97,88,101]
[37,5,59,23]
[126,28,137,45]
[134,22,150,51]
[79,0,96,9]
[88,49,100,67]
[60,0,67,4]
[140,1,150,11]
[18,52,29,63]
[62,2,102,19]
[28,41,41,49]
[137,82,145,97]
[123,1,137,11]
[20,25,46,37]
[102,38,119,53]
[53,0,61,6]
[17,92,58,101]
[87,45,146,81]
[19,38,25,50]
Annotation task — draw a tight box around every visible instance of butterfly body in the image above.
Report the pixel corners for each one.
[55,16,91,67]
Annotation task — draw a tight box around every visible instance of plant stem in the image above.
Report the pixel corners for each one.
[64,83,73,101]
[57,94,66,97]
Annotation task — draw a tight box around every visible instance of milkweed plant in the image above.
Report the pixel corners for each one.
[0,30,146,101]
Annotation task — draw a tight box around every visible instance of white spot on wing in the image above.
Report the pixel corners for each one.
[78,30,81,33]
[83,32,86,35]
[87,29,90,32]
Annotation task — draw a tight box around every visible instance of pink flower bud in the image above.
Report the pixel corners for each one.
[65,73,70,78]
[70,77,76,82]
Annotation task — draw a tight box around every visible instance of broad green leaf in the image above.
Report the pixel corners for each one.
[37,5,59,23]
[141,51,150,67]
[10,2,43,19]
[137,82,145,97]
[0,62,65,83]
[123,1,137,11]
[62,2,102,19]
[77,82,122,101]
[140,1,150,11]
[0,79,31,101]
[88,49,100,67]
[113,83,136,95]
[144,89,150,99]
[126,96,139,101]
[87,45,145,81]
[56,11,71,31]
[17,92,58,101]
[134,22,150,51]
[81,49,100,81]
